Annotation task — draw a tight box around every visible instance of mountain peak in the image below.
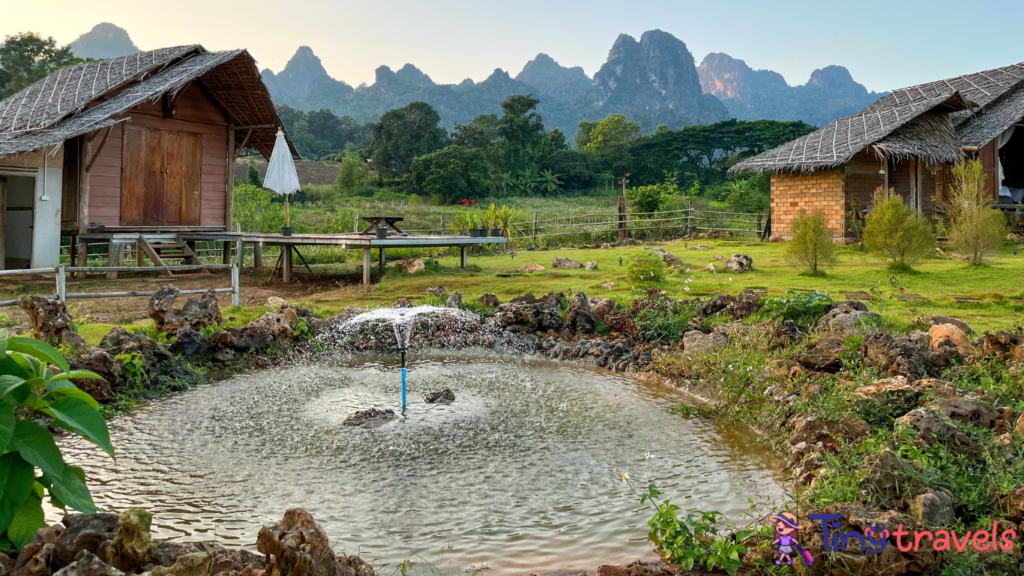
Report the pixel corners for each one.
[69,22,139,60]
[515,53,591,102]
[485,68,512,82]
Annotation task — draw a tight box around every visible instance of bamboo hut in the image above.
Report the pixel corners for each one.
[732,61,1024,241]
[0,45,296,269]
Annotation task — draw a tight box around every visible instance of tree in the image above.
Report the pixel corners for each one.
[539,170,562,195]
[539,150,596,191]
[336,151,371,194]
[452,113,503,168]
[367,101,450,178]
[274,105,372,160]
[722,175,770,213]
[496,95,545,174]
[863,189,935,271]
[946,157,1008,265]
[246,160,263,187]
[786,211,837,276]
[0,32,82,98]
[576,114,640,177]
[542,128,569,156]
[410,145,491,203]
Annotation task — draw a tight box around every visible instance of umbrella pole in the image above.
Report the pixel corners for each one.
[285,195,290,227]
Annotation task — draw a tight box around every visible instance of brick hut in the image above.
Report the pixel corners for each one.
[0,45,296,269]
[732,61,1024,242]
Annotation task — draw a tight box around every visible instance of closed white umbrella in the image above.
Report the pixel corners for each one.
[262,129,300,231]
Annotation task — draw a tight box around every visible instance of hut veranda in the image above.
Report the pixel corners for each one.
[732,61,1024,242]
[0,45,295,269]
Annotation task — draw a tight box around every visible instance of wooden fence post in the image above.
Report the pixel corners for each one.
[440,215,445,236]
[533,212,538,245]
[617,196,628,241]
[687,200,694,234]
[756,212,762,236]
[353,211,359,233]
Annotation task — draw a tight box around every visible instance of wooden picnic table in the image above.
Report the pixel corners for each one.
[359,216,406,235]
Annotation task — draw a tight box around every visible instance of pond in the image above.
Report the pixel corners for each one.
[56,352,785,575]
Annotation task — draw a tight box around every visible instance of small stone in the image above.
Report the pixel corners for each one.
[477,293,499,307]
[151,552,212,576]
[106,508,155,572]
[343,408,396,427]
[425,285,447,297]
[266,296,288,308]
[213,348,235,363]
[518,264,545,273]
[682,330,727,353]
[423,389,455,403]
[399,259,425,273]
[584,261,599,271]
[444,291,463,309]
[552,257,583,269]
[725,253,753,273]
[600,243,612,249]
[929,324,974,356]
[600,282,616,290]
[910,489,957,526]
[53,551,125,576]
[392,298,414,308]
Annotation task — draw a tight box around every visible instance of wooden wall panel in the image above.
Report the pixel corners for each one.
[86,81,229,228]
[61,137,80,233]
[979,140,999,201]
[119,126,147,226]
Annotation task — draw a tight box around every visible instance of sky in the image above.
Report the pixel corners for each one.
[3,0,1023,93]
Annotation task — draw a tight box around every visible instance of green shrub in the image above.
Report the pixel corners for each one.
[336,151,371,194]
[635,299,696,344]
[0,330,114,550]
[626,252,668,287]
[863,189,935,271]
[760,290,832,325]
[785,210,837,276]
[946,157,1008,265]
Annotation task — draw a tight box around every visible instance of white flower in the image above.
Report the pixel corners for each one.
[747,366,753,372]
[618,472,630,481]
[729,277,733,282]
[686,268,690,272]
[728,364,734,370]
[684,286,690,292]
[643,452,655,460]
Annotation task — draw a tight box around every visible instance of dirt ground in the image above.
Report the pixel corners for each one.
[0,269,360,326]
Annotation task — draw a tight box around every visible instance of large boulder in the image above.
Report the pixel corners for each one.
[552,257,583,269]
[257,509,373,576]
[148,286,222,335]
[54,514,120,568]
[105,509,154,572]
[17,295,86,350]
[563,292,597,333]
[725,253,752,273]
[682,330,727,353]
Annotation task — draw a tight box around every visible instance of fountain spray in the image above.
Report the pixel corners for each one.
[401,347,407,411]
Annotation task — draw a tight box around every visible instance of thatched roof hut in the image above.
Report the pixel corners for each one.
[730,61,1024,242]
[0,45,294,269]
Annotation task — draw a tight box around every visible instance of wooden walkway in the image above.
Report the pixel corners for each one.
[77,231,507,284]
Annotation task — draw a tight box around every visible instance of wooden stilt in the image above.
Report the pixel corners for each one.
[363,248,371,285]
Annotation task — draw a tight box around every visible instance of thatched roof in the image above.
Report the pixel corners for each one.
[0,45,296,160]
[732,61,1024,174]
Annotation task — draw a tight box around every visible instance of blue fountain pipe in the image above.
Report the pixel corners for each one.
[401,349,407,411]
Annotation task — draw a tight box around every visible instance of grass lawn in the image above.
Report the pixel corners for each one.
[303,237,1024,333]
[15,237,1023,347]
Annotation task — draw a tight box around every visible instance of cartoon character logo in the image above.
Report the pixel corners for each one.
[770,512,814,566]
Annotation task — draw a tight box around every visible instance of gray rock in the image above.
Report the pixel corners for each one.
[493,301,565,333]
[425,286,448,297]
[682,330,728,353]
[424,389,455,403]
[910,489,957,526]
[817,307,882,335]
[444,291,463,309]
[54,514,120,568]
[53,551,125,576]
[928,315,973,334]
[860,448,922,498]
[212,348,235,363]
[643,246,683,267]
[208,326,273,352]
[588,297,616,322]
[928,396,999,429]
[148,286,222,335]
[343,408,397,426]
[725,254,752,273]
[896,408,971,449]
[584,260,599,271]
[552,257,583,269]
[392,298,415,308]
[170,327,208,359]
[564,292,597,333]
[477,293,499,307]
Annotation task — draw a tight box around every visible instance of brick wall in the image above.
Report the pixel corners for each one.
[770,169,845,240]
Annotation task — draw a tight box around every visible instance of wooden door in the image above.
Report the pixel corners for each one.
[121,126,202,226]
[163,131,202,226]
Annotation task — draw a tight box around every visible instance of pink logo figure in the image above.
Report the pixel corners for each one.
[770,512,814,566]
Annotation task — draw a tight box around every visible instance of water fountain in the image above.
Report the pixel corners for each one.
[332,305,480,411]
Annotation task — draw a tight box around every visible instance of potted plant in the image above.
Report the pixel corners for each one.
[468,215,481,238]
[495,204,522,238]
[376,224,389,239]
[486,204,501,237]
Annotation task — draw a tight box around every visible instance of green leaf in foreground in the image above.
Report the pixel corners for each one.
[44,396,114,458]
[7,494,45,550]
[9,420,67,478]
[0,452,36,534]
